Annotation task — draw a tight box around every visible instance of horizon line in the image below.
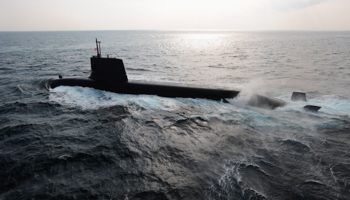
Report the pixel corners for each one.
[0,29,349,32]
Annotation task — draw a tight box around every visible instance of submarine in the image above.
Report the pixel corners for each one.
[50,39,319,111]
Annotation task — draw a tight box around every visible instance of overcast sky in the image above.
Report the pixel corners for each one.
[0,0,349,31]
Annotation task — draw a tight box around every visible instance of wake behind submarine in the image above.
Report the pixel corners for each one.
[50,39,320,111]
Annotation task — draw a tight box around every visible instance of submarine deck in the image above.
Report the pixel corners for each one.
[50,77,240,101]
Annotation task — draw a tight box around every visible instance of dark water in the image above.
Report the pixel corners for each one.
[1,31,350,199]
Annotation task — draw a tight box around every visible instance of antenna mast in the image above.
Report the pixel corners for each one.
[95,38,101,58]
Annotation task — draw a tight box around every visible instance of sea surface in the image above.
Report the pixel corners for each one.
[1,30,350,200]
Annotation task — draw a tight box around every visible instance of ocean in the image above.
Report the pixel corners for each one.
[0,30,350,199]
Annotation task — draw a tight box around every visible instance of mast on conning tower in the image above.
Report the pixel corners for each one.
[95,38,101,58]
[90,39,128,82]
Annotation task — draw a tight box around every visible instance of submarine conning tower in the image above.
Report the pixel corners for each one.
[89,38,128,82]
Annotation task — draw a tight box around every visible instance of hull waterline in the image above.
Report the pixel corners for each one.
[50,77,287,109]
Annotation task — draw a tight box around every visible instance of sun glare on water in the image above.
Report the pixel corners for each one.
[175,33,230,52]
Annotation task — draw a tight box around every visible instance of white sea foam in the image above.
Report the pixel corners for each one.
[49,85,350,128]
[49,86,249,122]
[49,86,180,111]
[277,94,350,118]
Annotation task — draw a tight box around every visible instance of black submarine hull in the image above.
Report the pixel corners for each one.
[50,78,239,101]
[50,78,286,109]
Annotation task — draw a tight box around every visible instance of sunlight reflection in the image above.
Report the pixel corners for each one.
[177,33,229,51]
[185,33,226,40]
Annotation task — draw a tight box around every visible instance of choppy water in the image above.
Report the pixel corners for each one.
[1,31,350,199]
